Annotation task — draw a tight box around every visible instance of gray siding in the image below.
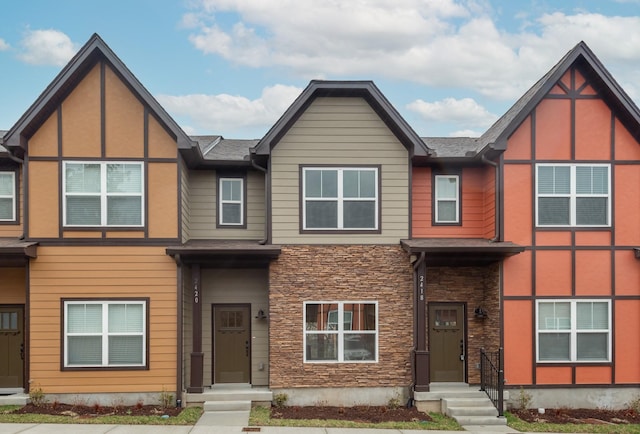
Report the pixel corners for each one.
[201,269,269,386]
[271,97,410,244]
[188,170,266,240]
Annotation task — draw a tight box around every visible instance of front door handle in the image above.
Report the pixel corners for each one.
[459,339,465,361]
[20,343,24,360]
[245,340,249,357]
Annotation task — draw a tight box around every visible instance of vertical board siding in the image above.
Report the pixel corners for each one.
[200,269,269,386]
[271,97,409,244]
[188,170,265,240]
[29,246,177,393]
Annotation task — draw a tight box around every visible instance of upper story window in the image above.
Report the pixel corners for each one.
[63,162,143,227]
[63,299,147,368]
[302,167,378,231]
[218,176,244,227]
[304,301,377,362]
[434,174,459,224]
[0,171,16,222]
[537,300,610,363]
[536,164,610,227]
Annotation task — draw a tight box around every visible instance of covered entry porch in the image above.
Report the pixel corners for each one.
[166,240,280,398]
[401,238,523,392]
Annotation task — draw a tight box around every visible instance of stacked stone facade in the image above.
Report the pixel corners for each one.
[426,264,500,384]
[269,244,414,389]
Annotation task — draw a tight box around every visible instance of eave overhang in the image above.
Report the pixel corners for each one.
[3,33,195,158]
[401,238,524,266]
[0,239,38,267]
[254,80,432,158]
[166,240,281,267]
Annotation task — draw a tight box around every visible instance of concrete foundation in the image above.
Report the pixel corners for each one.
[272,386,410,407]
[507,387,640,410]
[37,392,170,407]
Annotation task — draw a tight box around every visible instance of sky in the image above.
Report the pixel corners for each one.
[1,0,640,140]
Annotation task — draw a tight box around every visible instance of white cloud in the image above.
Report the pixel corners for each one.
[0,38,9,51]
[407,97,498,130]
[18,29,77,66]
[157,84,302,136]
[183,2,640,102]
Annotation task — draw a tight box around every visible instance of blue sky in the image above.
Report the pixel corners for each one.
[1,0,640,139]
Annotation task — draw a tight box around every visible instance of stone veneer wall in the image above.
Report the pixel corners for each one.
[426,264,500,384]
[269,245,414,389]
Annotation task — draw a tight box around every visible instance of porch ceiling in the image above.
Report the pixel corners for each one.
[401,238,524,266]
[166,239,281,267]
[0,238,38,267]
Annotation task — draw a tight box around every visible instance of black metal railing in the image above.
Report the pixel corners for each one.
[479,347,504,417]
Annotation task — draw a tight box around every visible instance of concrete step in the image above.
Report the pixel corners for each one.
[196,410,250,427]
[445,397,495,407]
[203,400,251,412]
[447,405,498,417]
[454,415,507,426]
[0,393,29,405]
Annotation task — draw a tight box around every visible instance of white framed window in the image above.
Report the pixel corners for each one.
[304,301,377,362]
[536,164,610,227]
[536,300,611,363]
[64,300,146,368]
[63,162,144,227]
[302,167,378,230]
[434,175,459,223]
[219,177,244,226]
[0,171,16,221]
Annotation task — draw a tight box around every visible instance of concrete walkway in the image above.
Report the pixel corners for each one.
[0,422,571,434]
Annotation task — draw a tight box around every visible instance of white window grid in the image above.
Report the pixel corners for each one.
[219,177,244,225]
[63,161,144,227]
[303,301,378,363]
[535,163,610,227]
[535,299,611,363]
[302,167,379,230]
[0,171,16,221]
[64,300,146,368]
[434,174,459,223]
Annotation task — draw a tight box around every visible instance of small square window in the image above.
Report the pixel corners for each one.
[0,171,16,222]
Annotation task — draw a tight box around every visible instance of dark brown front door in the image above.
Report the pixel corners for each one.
[429,303,465,382]
[0,306,24,388]
[213,305,250,383]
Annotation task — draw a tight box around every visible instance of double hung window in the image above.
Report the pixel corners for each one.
[302,167,378,230]
[536,164,610,226]
[537,300,610,362]
[64,162,143,227]
[0,171,15,221]
[304,302,377,362]
[434,175,459,224]
[64,300,147,368]
[218,177,244,226]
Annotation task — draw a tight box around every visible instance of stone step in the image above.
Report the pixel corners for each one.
[203,400,251,412]
[454,415,507,426]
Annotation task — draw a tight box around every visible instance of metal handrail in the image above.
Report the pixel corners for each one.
[479,347,504,417]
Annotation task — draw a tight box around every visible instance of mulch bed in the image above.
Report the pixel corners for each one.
[271,405,432,423]
[511,408,640,425]
[11,402,183,418]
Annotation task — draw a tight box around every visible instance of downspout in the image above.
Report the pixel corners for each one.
[251,154,269,245]
[481,154,500,242]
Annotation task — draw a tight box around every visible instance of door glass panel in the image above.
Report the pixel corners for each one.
[434,309,457,327]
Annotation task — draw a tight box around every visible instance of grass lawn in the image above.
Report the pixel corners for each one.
[506,412,640,433]
[0,405,202,425]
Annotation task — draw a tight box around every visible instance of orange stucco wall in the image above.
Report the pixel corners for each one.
[502,65,640,388]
